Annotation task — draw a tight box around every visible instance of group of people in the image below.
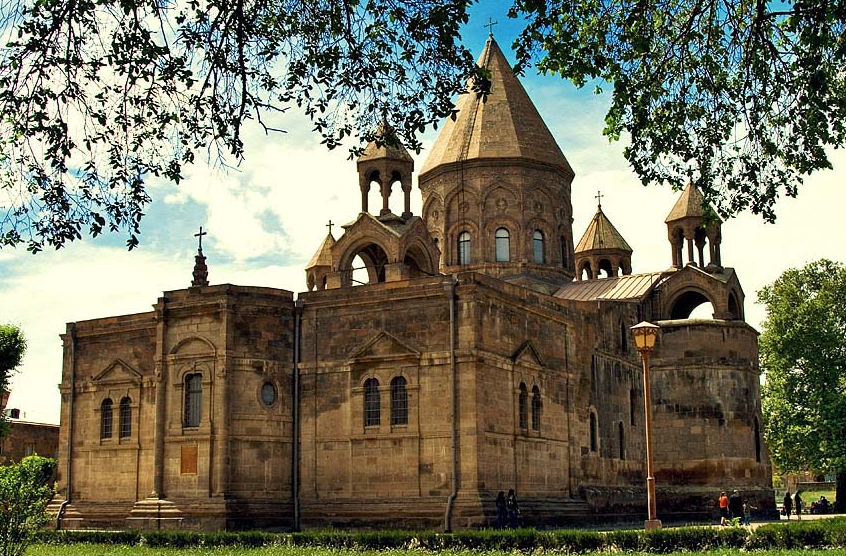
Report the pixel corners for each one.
[782,490,804,520]
[718,490,754,525]
[810,495,832,515]
[494,489,520,528]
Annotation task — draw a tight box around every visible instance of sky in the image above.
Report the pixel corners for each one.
[1,5,845,425]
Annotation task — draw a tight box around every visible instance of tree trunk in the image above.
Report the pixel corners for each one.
[836,470,846,513]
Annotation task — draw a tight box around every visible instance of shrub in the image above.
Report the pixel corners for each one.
[0,456,57,556]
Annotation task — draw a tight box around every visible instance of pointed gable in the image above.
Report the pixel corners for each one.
[420,37,573,178]
[575,205,632,253]
[350,331,421,362]
[512,341,545,369]
[92,359,144,384]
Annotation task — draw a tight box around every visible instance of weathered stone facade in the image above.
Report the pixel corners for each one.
[52,37,774,530]
[0,419,59,466]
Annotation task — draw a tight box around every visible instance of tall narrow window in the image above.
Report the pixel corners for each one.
[561,236,568,268]
[518,383,528,429]
[754,418,761,463]
[533,230,545,264]
[184,373,202,428]
[618,422,625,459]
[100,398,113,439]
[531,385,542,431]
[390,376,408,426]
[589,412,598,452]
[364,378,381,427]
[495,228,510,262]
[630,388,637,426]
[119,397,132,438]
[620,320,628,354]
[458,231,470,265]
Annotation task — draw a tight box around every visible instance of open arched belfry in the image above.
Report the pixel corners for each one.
[52,36,774,531]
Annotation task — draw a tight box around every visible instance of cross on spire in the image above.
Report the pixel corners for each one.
[326,220,334,235]
[484,17,498,36]
[194,226,207,251]
[595,191,604,208]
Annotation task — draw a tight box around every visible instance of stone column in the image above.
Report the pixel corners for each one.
[151,301,167,498]
[402,181,412,219]
[212,302,232,497]
[695,237,706,268]
[360,179,370,213]
[380,181,391,215]
[686,236,695,266]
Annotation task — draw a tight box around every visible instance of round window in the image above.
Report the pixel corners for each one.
[260,382,277,406]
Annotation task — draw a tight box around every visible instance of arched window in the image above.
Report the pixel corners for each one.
[184,373,202,428]
[119,397,131,438]
[618,422,625,460]
[754,417,761,463]
[390,376,408,426]
[364,378,380,427]
[630,388,637,426]
[589,412,598,452]
[533,230,545,264]
[458,231,470,265]
[531,385,542,431]
[495,227,510,262]
[518,383,528,429]
[561,236,568,268]
[100,398,113,439]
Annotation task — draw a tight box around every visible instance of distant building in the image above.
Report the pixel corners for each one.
[1,391,60,465]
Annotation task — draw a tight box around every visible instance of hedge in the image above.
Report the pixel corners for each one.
[35,517,846,552]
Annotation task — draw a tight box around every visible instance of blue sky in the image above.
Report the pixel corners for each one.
[1,4,845,424]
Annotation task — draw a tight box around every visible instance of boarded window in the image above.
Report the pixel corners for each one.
[181,444,198,474]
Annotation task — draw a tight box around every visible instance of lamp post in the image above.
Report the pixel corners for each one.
[631,321,661,530]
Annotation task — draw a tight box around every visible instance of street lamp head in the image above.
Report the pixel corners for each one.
[631,321,660,353]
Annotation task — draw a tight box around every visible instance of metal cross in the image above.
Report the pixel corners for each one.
[326,220,334,235]
[595,191,604,207]
[194,226,207,250]
[484,17,498,36]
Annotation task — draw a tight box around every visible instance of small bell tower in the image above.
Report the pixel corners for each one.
[356,122,415,219]
[665,183,722,271]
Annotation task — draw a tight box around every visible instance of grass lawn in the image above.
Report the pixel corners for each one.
[21,546,846,556]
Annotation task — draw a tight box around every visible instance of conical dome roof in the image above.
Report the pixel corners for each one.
[357,121,414,164]
[419,37,573,177]
[665,182,720,223]
[305,233,336,269]
[575,205,632,253]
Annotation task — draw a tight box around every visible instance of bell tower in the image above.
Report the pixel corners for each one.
[665,183,722,271]
[356,122,415,219]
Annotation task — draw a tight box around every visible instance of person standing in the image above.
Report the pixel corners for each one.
[718,491,729,525]
[506,489,519,528]
[728,489,743,521]
[495,491,507,528]
[795,491,803,521]
[783,490,793,520]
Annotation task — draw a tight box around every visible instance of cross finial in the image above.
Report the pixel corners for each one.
[595,191,604,208]
[484,17,498,36]
[194,226,208,251]
[326,220,334,235]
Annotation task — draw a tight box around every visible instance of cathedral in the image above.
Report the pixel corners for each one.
[51,37,774,530]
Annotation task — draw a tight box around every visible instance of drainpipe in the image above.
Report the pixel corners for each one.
[444,275,458,532]
[292,298,303,531]
[59,323,76,529]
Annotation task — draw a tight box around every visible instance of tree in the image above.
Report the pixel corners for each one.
[511,0,846,223]
[0,325,26,438]
[1,1,844,251]
[0,455,57,556]
[759,259,846,512]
